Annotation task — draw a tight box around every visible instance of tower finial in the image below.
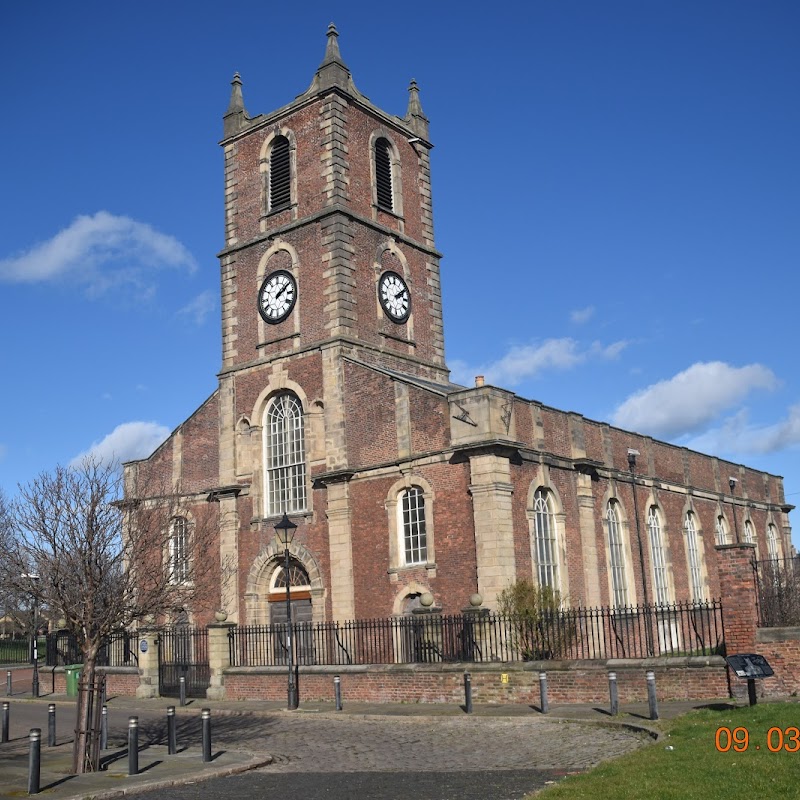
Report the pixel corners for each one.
[405,79,430,139]
[223,72,249,137]
[323,22,342,64]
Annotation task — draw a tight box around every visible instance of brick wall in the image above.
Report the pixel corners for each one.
[223,658,727,704]
[48,667,140,697]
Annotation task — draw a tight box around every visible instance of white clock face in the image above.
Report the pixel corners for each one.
[258,270,297,324]
[378,271,410,323]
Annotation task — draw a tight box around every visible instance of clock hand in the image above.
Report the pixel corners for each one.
[274,283,289,300]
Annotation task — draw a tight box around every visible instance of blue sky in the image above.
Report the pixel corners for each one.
[1,2,798,542]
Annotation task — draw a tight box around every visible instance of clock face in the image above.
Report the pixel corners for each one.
[258,270,297,324]
[378,271,410,323]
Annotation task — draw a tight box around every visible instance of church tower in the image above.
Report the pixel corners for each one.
[213,26,455,622]
[218,24,446,379]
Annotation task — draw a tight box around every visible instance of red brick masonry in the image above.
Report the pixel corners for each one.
[224,658,729,704]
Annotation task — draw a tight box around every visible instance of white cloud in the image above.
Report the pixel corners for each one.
[450,337,629,387]
[71,421,171,468]
[570,306,595,324]
[178,290,215,325]
[0,211,197,296]
[611,361,779,438]
[687,404,800,456]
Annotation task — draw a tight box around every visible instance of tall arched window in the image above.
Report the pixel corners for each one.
[767,523,780,562]
[744,519,755,544]
[647,506,670,605]
[268,135,291,211]
[685,512,706,602]
[374,137,394,211]
[607,500,629,607]
[399,486,427,565]
[169,516,189,584]
[715,515,729,546]
[263,393,306,516]
[532,488,559,590]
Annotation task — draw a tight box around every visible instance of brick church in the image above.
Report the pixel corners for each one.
[124,25,793,628]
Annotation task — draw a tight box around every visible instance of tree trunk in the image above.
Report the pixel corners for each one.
[72,654,99,774]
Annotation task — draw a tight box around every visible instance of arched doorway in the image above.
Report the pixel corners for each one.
[269,558,314,664]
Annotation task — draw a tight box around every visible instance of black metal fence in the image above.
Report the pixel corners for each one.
[44,630,138,667]
[157,626,209,698]
[229,600,725,667]
[0,635,40,665]
[754,556,800,627]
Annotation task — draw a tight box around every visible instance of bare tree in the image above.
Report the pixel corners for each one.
[0,459,216,773]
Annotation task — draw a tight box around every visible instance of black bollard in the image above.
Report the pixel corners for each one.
[167,706,177,754]
[201,708,212,763]
[179,675,186,707]
[48,704,56,747]
[608,671,619,716]
[128,716,139,776]
[28,728,41,795]
[2,701,9,743]
[646,671,659,721]
[100,705,108,751]
[334,676,342,711]
[539,672,549,714]
[6,670,11,696]
[464,672,473,714]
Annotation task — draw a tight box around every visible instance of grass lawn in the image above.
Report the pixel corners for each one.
[532,701,800,800]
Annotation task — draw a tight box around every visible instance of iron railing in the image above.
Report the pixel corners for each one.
[44,630,138,667]
[0,634,42,665]
[754,556,800,627]
[229,601,724,667]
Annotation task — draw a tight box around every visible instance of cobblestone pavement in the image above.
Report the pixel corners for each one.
[172,712,651,773]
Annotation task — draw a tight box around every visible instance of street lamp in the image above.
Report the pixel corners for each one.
[627,449,653,656]
[22,573,40,698]
[729,477,741,543]
[274,513,298,710]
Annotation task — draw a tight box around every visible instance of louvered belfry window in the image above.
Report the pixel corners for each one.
[375,137,394,211]
[269,136,291,211]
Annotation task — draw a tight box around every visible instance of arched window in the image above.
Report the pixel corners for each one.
[374,137,394,211]
[715,515,729,546]
[767,523,780,562]
[744,519,755,544]
[685,512,706,602]
[607,500,629,607]
[263,393,306,516]
[169,517,189,584]
[532,488,559,590]
[399,486,427,565]
[647,506,670,605]
[268,135,291,211]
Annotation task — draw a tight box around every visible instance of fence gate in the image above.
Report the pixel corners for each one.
[157,626,209,698]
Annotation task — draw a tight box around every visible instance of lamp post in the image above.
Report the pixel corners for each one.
[22,574,40,698]
[274,513,298,710]
[728,477,741,544]
[627,450,653,656]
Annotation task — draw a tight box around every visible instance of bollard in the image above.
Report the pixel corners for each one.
[48,704,56,747]
[538,672,549,714]
[463,672,473,714]
[128,716,139,776]
[167,706,177,754]
[179,675,186,707]
[334,676,342,712]
[201,708,212,763]
[608,671,619,716]
[646,671,659,721]
[28,728,41,795]
[6,670,11,696]
[2,701,9,743]
[100,705,108,751]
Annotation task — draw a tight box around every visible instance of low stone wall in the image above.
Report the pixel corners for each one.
[47,666,140,696]
[755,627,800,697]
[224,657,728,704]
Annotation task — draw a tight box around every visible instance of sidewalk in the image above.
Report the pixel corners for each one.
[0,690,748,800]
